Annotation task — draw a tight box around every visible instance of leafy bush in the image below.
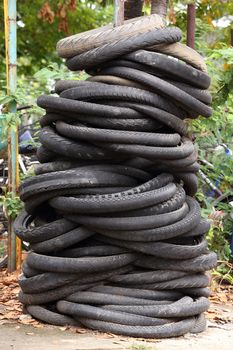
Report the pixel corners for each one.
[192,46,233,282]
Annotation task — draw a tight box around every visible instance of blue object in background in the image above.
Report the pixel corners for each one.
[19,130,37,154]
[19,130,33,144]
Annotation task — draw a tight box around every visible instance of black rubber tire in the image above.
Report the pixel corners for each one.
[66,291,171,305]
[39,126,112,160]
[19,283,93,305]
[56,120,181,147]
[78,316,199,338]
[20,172,138,202]
[102,138,194,161]
[59,245,129,258]
[66,27,182,71]
[50,183,177,215]
[97,235,208,260]
[90,285,183,301]
[40,112,162,132]
[37,95,144,119]
[102,296,210,318]
[150,42,207,72]
[26,305,78,326]
[67,202,189,231]
[14,210,77,243]
[30,226,93,254]
[126,274,209,290]
[91,197,201,241]
[26,252,137,273]
[19,265,132,294]
[124,50,211,89]
[57,301,172,326]
[98,67,212,117]
[135,251,217,272]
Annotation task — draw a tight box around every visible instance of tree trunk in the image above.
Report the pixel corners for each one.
[124,0,144,20]
[151,0,168,20]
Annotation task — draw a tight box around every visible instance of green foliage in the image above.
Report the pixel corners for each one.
[33,62,88,83]
[20,167,36,181]
[0,112,21,137]
[168,0,232,45]
[0,192,23,219]
[207,47,233,106]
[0,0,113,76]
[212,261,233,285]
[192,44,233,282]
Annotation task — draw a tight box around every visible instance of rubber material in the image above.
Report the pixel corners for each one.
[17,15,214,338]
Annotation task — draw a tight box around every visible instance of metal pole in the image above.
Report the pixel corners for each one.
[114,0,124,27]
[4,0,21,272]
[187,3,196,49]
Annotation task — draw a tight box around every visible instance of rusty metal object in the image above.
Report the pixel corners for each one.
[187,3,196,49]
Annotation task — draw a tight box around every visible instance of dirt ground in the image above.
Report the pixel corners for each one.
[0,318,233,350]
[0,270,233,350]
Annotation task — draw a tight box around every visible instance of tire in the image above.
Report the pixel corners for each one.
[90,285,182,301]
[78,316,198,338]
[57,301,172,326]
[37,95,143,119]
[124,50,210,89]
[150,42,208,72]
[20,172,138,202]
[128,274,209,290]
[97,235,208,260]
[66,27,182,71]
[67,202,189,231]
[26,252,136,273]
[26,305,78,326]
[55,120,181,147]
[14,210,77,243]
[49,183,177,214]
[109,270,188,285]
[136,251,217,272]
[66,291,170,305]
[91,197,201,241]
[57,14,164,58]
[30,226,93,254]
[60,84,184,115]
[19,265,132,294]
[19,282,93,305]
[102,296,210,318]
[98,67,212,117]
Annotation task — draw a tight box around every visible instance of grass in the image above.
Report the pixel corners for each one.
[131,345,153,350]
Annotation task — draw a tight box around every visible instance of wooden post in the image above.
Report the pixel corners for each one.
[114,0,124,27]
[187,3,196,49]
[151,0,168,21]
[4,0,21,272]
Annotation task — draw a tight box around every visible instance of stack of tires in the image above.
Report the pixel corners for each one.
[14,15,217,338]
